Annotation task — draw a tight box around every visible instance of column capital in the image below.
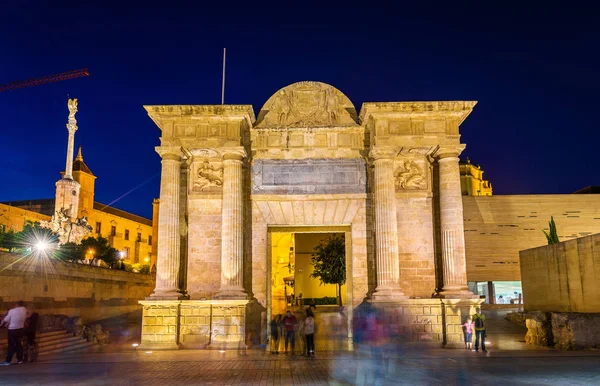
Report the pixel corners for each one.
[221,147,247,161]
[369,147,397,161]
[433,145,466,160]
[155,146,183,161]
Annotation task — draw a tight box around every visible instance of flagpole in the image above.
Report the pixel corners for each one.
[221,48,226,105]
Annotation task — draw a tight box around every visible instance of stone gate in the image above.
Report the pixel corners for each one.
[139,81,482,350]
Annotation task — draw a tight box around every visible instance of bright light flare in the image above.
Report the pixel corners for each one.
[35,241,49,251]
[132,343,139,347]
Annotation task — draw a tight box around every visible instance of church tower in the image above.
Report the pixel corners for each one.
[72,146,96,218]
[53,98,81,219]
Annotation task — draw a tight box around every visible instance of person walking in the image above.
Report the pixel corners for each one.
[282,310,297,354]
[462,317,474,350]
[1,300,27,366]
[472,308,487,352]
[270,315,280,354]
[304,309,315,357]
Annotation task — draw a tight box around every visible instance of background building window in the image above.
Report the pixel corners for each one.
[124,246,130,259]
[111,226,116,236]
[137,232,141,242]
[95,222,102,234]
[125,229,129,240]
[148,236,152,246]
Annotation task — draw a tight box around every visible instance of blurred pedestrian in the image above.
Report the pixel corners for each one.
[1,300,27,365]
[462,317,474,350]
[472,308,487,352]
[304,309,315,357]
[282,311,297,354]
[270,315,280,354]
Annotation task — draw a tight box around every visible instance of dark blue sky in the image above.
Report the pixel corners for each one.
[1,3,599,219]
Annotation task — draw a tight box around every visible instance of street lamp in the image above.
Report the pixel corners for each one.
[119,251,126,259]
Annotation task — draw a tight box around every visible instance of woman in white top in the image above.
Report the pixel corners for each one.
[304,309,316,357]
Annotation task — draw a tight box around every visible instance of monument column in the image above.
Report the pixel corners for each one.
[435,146,474,297]
[215,147,247,299]
[151,146,185,299]
[370,148,406,300]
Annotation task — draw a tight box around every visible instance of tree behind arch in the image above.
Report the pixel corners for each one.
[310,234,346,306]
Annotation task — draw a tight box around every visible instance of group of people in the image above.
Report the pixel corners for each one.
[462,307,487,352]
[270,308,316,357]
[1,300,38,366]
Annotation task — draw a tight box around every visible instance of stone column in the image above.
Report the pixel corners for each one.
[435,147,474,298]
[370,148,406,300]
[151,146,185,299]
[64,99,78,180]
[215,147,247,299]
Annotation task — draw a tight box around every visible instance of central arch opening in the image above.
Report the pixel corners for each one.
[267,225,352,352]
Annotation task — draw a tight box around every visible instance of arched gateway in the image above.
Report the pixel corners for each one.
[139,81,482,350]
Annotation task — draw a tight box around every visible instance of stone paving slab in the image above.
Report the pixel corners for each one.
[1,347,600,385]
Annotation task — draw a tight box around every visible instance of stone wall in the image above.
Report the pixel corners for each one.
[519,233,600,313]
[463,195,600,282]
[521,311,600,350]
[0,203,51,232]
[0,251,154,323]
[139,300,247,350]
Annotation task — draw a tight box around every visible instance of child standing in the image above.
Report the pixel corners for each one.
[463,317,474,350]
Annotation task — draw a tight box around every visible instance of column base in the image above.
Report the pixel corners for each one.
[148,290,188,300]
[439,286,478,299]
[370,287,408,302]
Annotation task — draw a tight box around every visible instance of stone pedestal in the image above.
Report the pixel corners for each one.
[370,148,406,301]
[179,301,212,349]
[151,147,186,300]
[138,301,181,350]
[138,300,248,350]
[208,300,249,350]
[215,148,247,299]
[435,148,475,298]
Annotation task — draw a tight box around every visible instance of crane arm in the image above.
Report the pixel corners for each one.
[0,68,90,92]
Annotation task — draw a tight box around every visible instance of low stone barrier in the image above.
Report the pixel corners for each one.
[514,311,600,350]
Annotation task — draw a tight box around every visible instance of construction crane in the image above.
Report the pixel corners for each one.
[0,68,90,93]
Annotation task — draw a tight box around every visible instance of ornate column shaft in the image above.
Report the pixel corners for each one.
[436,147,474,298]
[64,99,78,180]
[370,148,405,300]
[216,148,247,299]
[151,146,185,299]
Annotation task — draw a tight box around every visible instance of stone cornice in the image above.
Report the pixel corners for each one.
[358,101,477,125]
[144,105,256,130]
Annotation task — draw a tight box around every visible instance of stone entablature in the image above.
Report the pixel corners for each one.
[141,81,479,349]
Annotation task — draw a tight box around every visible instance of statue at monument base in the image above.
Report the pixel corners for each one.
[40,207,93,245]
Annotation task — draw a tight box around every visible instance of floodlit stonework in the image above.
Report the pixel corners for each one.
[140,81,482,350]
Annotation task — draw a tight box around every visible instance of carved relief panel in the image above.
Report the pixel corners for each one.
[189,149,223,194]
[393,147,434,192]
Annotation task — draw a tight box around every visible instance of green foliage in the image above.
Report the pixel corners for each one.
[542,216,560,245]
[130,263,151,274]
[0,221,59,252]
[310,234,346,306]
[302,297,337,306]
[59,236,119,266]
[0,228,18,251]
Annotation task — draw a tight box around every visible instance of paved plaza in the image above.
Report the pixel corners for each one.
[1,345,600,386]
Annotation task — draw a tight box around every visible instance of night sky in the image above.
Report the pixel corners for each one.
[1,3,598,219]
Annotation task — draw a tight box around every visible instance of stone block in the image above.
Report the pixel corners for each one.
[163,316,176,325]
